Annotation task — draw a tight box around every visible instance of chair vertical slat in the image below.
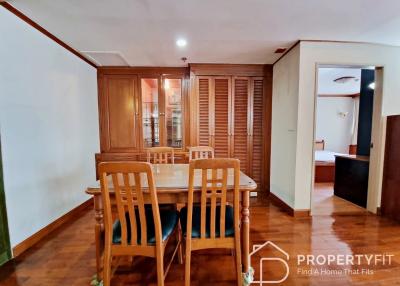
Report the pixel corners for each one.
[189,146,215,161]
[147,147,174,164]
[134,173,147,246]
[123,173,137,245]
[200,169,207,239]
[210,169,217,239]
[220,169,228,238]
[112,174,128,245]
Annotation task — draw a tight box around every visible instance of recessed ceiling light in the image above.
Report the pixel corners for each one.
[176,39,187,47]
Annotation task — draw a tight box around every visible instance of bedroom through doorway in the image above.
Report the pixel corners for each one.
[312,66,376,216]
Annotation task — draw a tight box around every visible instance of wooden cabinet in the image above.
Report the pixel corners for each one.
[96,65,272,191]
[98,68,189,156]
[191,65,270,191]
[381,115,400,221]
[100,75,140,152]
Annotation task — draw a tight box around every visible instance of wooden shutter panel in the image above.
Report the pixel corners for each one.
[198,77,211,146]
[213,77,231,158]
[232,78,250,174]
[251,78,264,189]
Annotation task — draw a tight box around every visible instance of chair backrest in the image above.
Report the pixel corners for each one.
[147,147,175,164]
[188,146,215,161]
[99,162,162,247]
[187,158,240,240]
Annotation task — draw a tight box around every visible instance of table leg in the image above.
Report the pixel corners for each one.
[241,190,250,274]
[94,195,104,279]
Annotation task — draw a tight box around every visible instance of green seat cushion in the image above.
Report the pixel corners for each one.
[180,205,235,238]
[112,208,179,245]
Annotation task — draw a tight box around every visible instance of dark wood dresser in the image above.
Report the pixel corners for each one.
[334,155,370,208]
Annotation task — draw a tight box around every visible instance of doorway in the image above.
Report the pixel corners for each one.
[311,66,378,216]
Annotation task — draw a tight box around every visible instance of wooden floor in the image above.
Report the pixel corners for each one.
[312,183,367,216]
[1,195,400,285]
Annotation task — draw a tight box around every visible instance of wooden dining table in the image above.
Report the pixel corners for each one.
[86,163,257,280]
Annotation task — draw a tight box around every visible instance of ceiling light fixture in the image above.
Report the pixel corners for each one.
[176,39,187,47]
[333,76,359,84]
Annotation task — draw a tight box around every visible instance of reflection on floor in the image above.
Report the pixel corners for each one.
[313,183,367,216]
[2,195,400,285]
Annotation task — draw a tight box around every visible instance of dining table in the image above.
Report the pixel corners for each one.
[85,163,257,280]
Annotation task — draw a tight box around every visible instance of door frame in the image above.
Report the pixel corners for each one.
[310,64,385,215]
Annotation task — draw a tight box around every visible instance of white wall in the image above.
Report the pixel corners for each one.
[0,8,99,247]
[272,41,400,211]
[315,97,355,153]
[270,45,300,208]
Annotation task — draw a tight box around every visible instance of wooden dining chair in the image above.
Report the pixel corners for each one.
[98,162,182,286]
[180,158,242,286]
[147,147,175,164]
[188,146,214,161]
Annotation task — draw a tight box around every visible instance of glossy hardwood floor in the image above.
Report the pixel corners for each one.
[312,183,367,216]
[1,195,400,285]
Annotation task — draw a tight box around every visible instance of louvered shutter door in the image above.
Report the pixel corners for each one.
[198,77,211,146]
[213,77,231,158]
[251,78,264,189]
[232,78,250,174]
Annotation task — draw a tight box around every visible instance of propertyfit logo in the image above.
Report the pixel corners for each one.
[248,241,394,284]
[297,253,394,276]
[249,241,290,284]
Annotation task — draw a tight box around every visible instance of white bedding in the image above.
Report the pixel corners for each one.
[315,150,345,163]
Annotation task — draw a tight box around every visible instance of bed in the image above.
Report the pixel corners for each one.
[314,140,345,183]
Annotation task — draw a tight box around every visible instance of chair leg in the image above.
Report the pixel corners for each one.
[156,246,165,286]
[177,223,184,264]
[103,245,112,286]
[234,244,242,286]
[184,246,191,286]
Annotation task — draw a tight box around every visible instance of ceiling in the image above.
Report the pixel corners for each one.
[318,68,361,95]
[7,0,400,66]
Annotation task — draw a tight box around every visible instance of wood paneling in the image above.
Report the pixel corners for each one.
[98,67,190,159]
[232,78,250,174]
[213,77,231,158]
[192,65,272,192]
[197,77,211,146]
[263,66,273,191]
[98,67,188,76]
[189,64,264,77]
[101,76,140,152]
[97,65,272,193]
[251,78,264,187]
[315,164,335,183]
[381,115,400,221]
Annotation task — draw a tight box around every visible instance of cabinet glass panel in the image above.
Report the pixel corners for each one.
[141,78,160,147]
[164,79,183,148]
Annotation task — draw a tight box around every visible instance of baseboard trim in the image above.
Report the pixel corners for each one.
[268,192,310,218]
[12,198,93,257]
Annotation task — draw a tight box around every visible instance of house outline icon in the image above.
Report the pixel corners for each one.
[249,241,290,285]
